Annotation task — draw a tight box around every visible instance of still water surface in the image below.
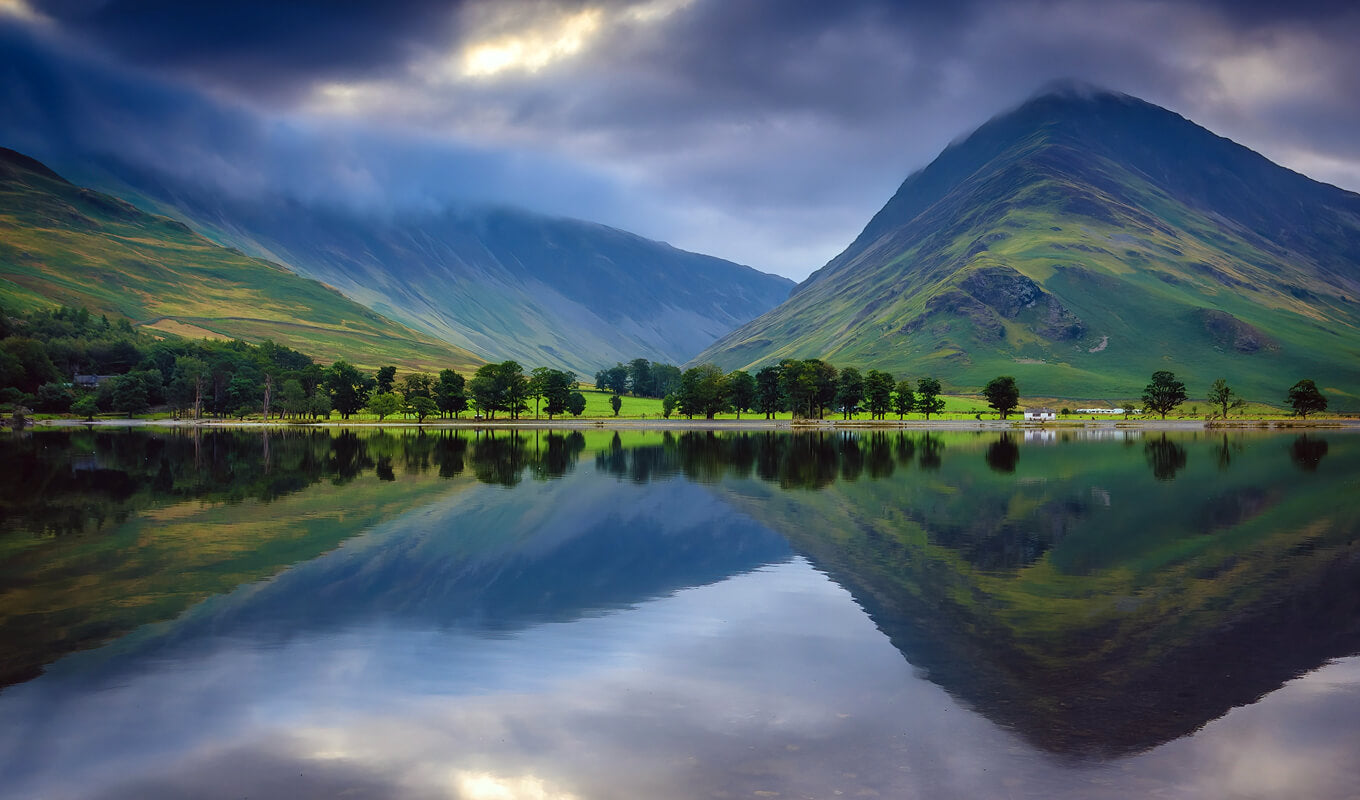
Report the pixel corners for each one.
[1,427,1359,798]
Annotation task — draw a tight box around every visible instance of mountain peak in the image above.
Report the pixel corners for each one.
[1027,78,1127,104]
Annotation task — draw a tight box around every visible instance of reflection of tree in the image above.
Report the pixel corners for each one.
[1144,434,1187,481]
[893,433,916,468]
[1213,433,1242,470]
[838,435,863,482]
[865,433,895,479]
[531,432,586,480]
[470,431,528,486]
[985,434,1019,473]
[1290,435,1329,472]
[918,433,944,470]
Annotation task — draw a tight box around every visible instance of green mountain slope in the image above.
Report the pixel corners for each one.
[72,164,794,376]
[0,148,482,371]
[697,86,1360,403]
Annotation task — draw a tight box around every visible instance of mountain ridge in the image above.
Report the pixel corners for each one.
[0,147,483,371]
[697,87,1360,402]
[64,158,795,376]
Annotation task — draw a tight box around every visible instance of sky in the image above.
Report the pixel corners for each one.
[2,0,1359,280]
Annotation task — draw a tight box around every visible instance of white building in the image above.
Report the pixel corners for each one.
[1023,408,1057,421]
[1075,407,1125,415]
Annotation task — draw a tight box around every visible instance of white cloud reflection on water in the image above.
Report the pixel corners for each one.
[1,557,1358,799]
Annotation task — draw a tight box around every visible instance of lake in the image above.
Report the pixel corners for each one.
[2,426,1358,799]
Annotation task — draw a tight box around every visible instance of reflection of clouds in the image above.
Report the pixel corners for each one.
[2,559,1359,799]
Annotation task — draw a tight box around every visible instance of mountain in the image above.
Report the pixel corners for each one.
[69,163,794,377]
[0,148,481,371]
[696,85,1360,402]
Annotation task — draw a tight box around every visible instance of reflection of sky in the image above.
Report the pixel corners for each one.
[2,551,1359,798]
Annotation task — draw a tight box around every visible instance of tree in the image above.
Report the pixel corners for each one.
[893,380,915,419]
[110,374,150,416]
[325,360,374,420]
[469,361,529,419]
[727,370,756,419]
[567,391,587,417]
[778,359,818,419]
[810,360,839,419]
[662,394,676,419]
[864,370,894,420]
[407,395,438,423]
[540,369,574,419]
[610,394,622,416]
[308,392,332,420]
[982,376,1020,419]
[916,377,945,420]
[1207,378,1245,419]
[400,372,434,401]
[628,358,654,397]
[72,394,98,421]
[754,365,782,419]
[165,358,202,417]
[835,367,864,419]
[280,378,307,418]
[678,364,729,419]
[366,392,403,421]
[436,370,468,419]
[529,367,551,419]
[1287,379,1328,418]
[651,364,683,398]
[1142,370,1188,419]
[375,365,397,394]
[594,363,629,396]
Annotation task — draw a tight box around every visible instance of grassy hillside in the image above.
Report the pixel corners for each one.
[71,161,794,375]
[697,89,1360,405]
[0,148,482,372]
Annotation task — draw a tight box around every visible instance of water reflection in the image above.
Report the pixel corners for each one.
[2,427,1359,798]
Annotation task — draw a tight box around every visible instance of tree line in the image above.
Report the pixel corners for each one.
[0,306,1337,423]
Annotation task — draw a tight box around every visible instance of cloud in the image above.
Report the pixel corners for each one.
[4,0,1360,278]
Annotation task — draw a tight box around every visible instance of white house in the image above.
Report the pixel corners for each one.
[1075,407,1125,415]
[1023,408,1057,421]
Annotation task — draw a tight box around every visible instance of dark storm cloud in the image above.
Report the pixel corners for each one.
[0,21,632,217]
[27,0,467,101]
[4,0,1360,276]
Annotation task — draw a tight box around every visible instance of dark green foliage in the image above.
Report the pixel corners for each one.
[407,395,438,423]
[71,393,98,421]
[727,370,756,419]
[1287,379,1328,418]
[778,359,837,419]
[324,360,374,420]
[595,364,630,396]
[754,366,783,419]
[835,367,864,419]
[916,377,945,419]
[436,369,468,418]
[1142,371,1188,419]
[109,374,150,416]
[400,372,434,401]
[983,376,1020,418]
[678,364,729,419]
[375,366,396,394]
[662,394,676,419]
[567,391,587,417]
[893,380,915,419]
[34,382,73,413]
[863,370,895,419]
[537,369,575,419]
[610,394,622,416]
[1145,434,1187,480]
[628,358,653,397]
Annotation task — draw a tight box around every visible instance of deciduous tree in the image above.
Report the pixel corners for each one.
[1142,371,1187,419]
[983,376,1019,419]
[1287,379,1328,418]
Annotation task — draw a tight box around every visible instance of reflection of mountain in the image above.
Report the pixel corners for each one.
[716,431,1360,756]
[0,428,595,690]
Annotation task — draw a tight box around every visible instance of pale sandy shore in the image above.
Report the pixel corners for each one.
[28,417,1360,432]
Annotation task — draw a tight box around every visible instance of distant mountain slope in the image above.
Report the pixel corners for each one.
[697,86,1360,402]
[0,148,481,372]
[73,166,794,376]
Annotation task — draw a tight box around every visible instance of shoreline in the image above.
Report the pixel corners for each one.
[25,417,1360,432]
